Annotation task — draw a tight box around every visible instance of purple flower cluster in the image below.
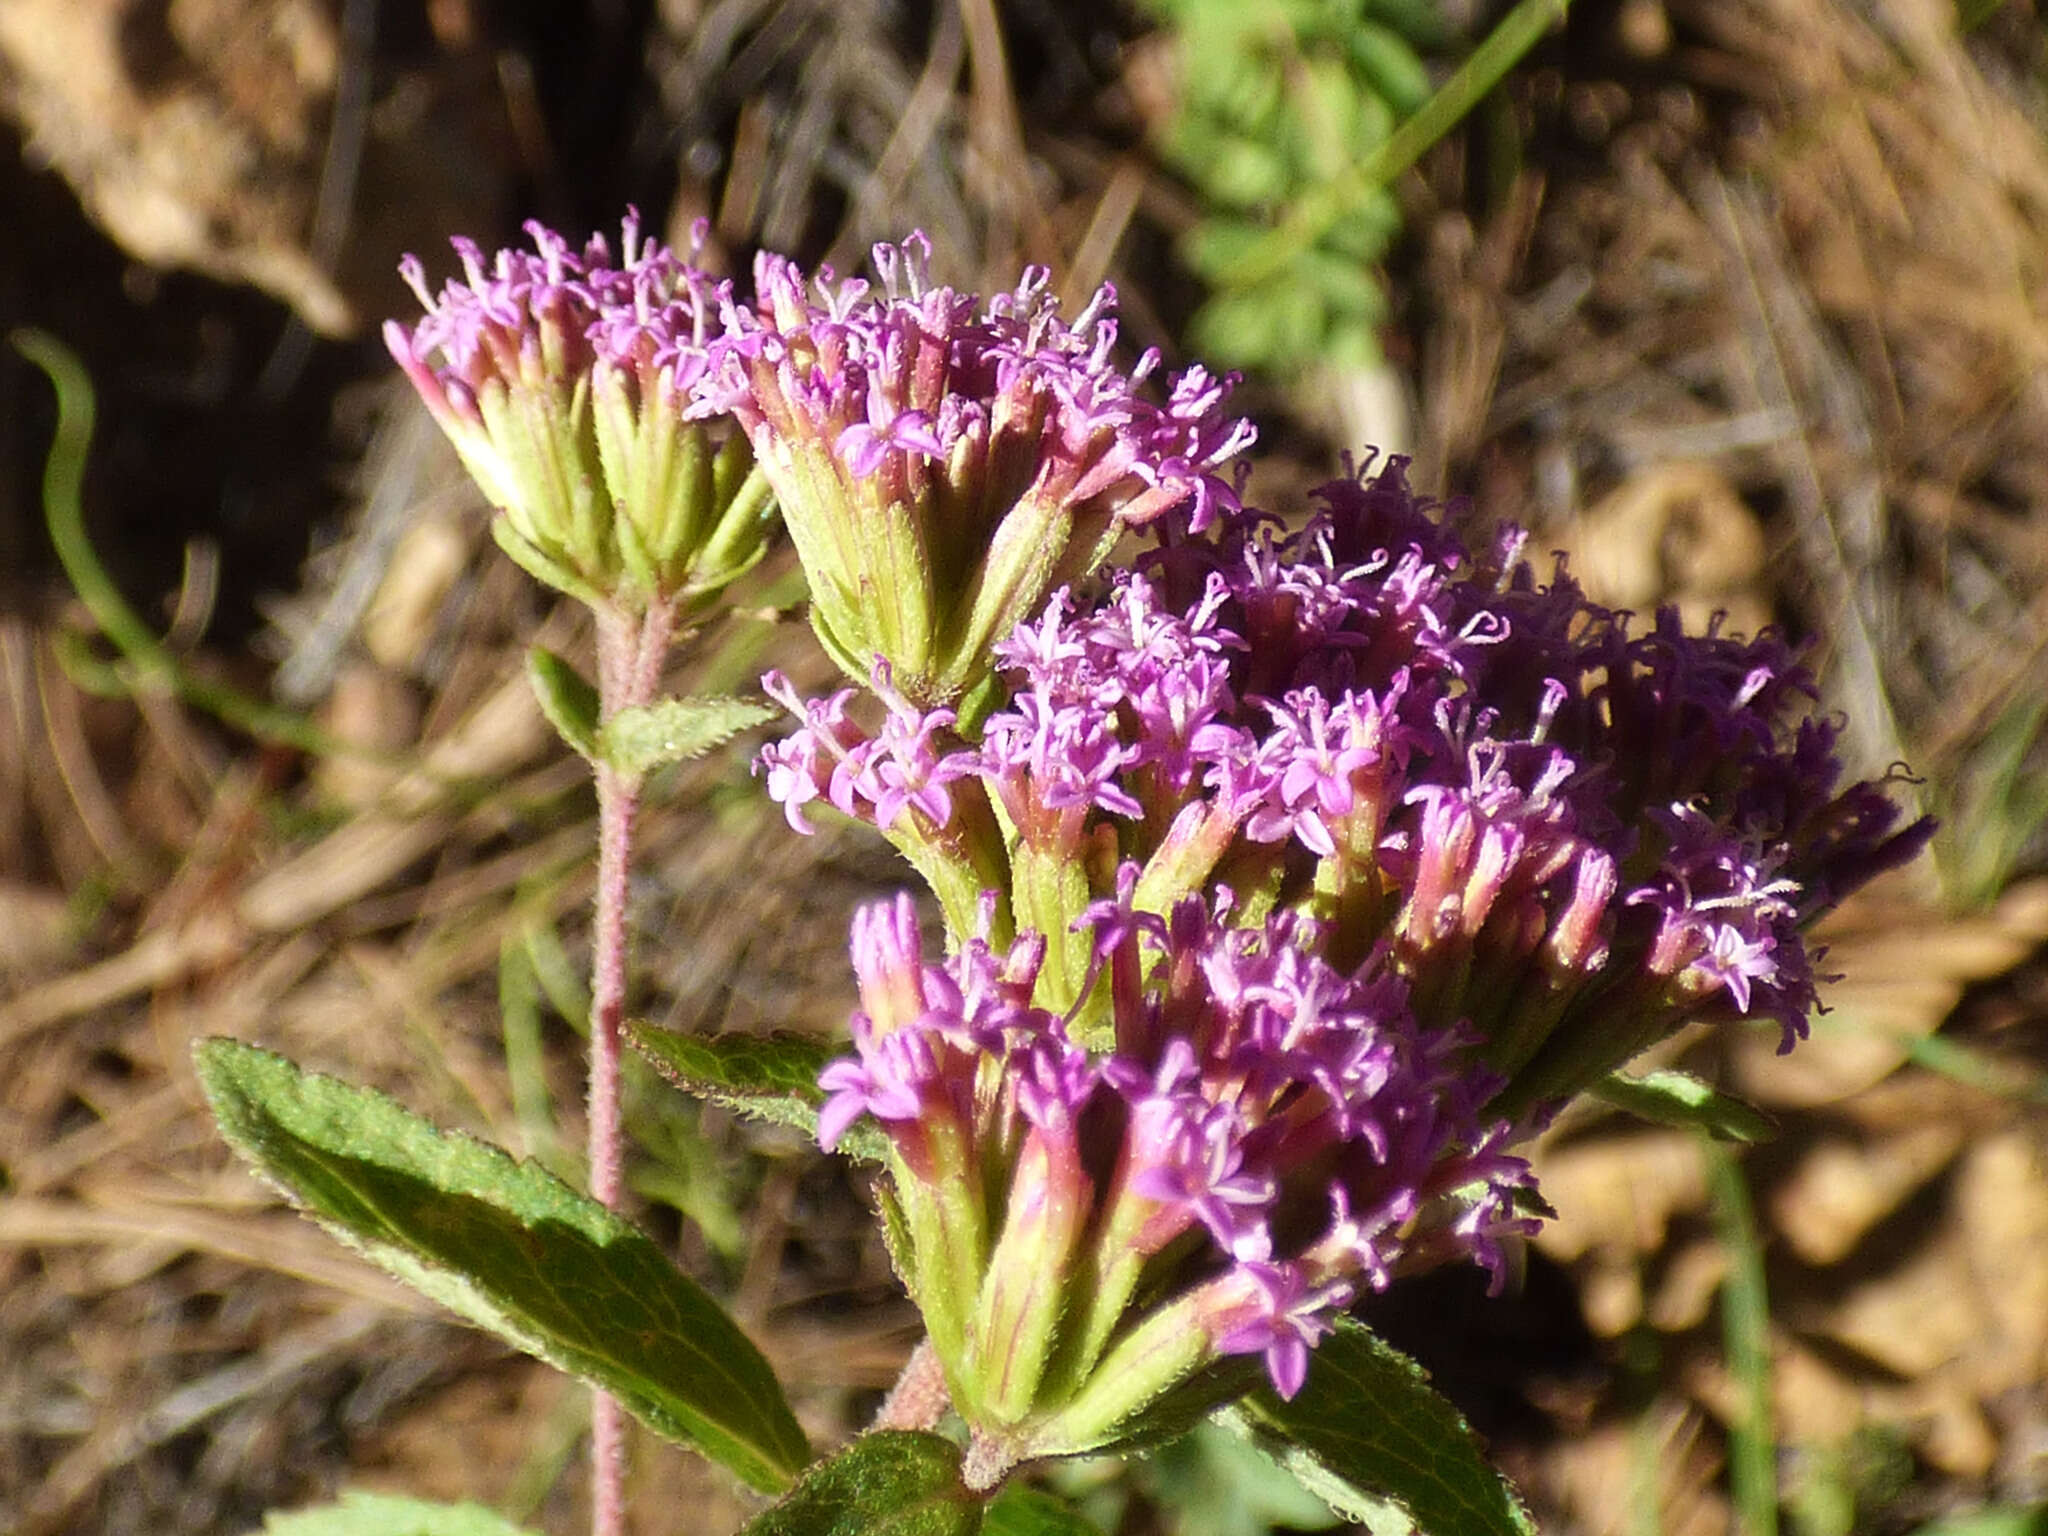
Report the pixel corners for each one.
[706,234,1256,705]
[385,215,772,607]
[386,219,1254,681]
[756,664,976,838]
[714,234,1254,530]
[389,220,1931,1463]
[774,455,1933,1126]
[816,882,1528,1444]
[386,213,723,414]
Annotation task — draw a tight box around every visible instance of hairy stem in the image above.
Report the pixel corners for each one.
[872,1337,951,1432]
[586,598,676,1536]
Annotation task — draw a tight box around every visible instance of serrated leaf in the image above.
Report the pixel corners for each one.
[627,1023,890,1163]
[194,1038,808,1492]
[1221,1317,1535,1536]
[598,695,775,776]
[739,1431,981,1536]
[526,645,600,758]
[981,1486,1104,1536]
[254,1490,538,1536]
[1591,1069,1777,1143]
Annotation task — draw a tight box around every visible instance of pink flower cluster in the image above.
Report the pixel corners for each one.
[770,457,1932,1128]
[818,884,1529,1409]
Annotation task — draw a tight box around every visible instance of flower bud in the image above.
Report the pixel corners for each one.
[710,234,1255,706]
[386,215,774,612]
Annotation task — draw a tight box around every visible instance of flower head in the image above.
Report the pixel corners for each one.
[709,233,1255,705]
[817,882,1530,1477]
[794,449,1930,1467]
[385,214,774,608]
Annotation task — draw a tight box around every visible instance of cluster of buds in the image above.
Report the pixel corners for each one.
[819,885,1530,1485]
[768,453,1933,1456]
[384,215,775,613]
[706,234,1256,707]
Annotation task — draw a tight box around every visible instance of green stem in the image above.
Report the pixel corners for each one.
[12,327,368,758]
[1706,1141,1777,1536]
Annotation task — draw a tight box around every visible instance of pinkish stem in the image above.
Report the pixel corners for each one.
[586,598,677,1536]
[872,1337,951,1432]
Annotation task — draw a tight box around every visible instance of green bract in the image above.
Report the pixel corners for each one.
[384,218,776,612]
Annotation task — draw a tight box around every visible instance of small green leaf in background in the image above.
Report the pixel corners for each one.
[1222,1316,1535,1536]
[1139,0,1441,376]
[1045,1420,1325,1536]
[627,1023,890,1163]
[981,1484,1106,1536]
[739,1431,982,1536]
[626,1086,748,1261]
[254,1489,539,1536]
[526,645,601,758]
[1591,1069,1777,1143]
[598,694,775,776]
[1909,1509,2048,1536]
[194,1038,808,1493]
[1786,1424,1915,1536]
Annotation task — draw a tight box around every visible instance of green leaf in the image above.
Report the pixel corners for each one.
[526,645,600,758]
[194,1038,808,1492]
[740,1431,982,1536]
[254,1490,539,1536]
[1221,1317,1535,1536]
[981,1486,1104,1536]
[1591,1069,1776,1143]
[627,1023,890,1163]
[598,694,775,776]
[1908,1509,2048,1536]
[1347,22,1432,115]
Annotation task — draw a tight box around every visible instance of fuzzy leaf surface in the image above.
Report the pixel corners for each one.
[598,695,774,776]
[195,1038,808,1492]
[1222,1317,1535,1536]
[739,1431,981,1536]
[627,1023,888,1162]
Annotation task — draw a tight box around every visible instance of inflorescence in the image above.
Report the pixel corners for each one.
[761,449,1932,1465]
[390,220,1932,1482]
[708,232,1256,706]
[384,214,774,609]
